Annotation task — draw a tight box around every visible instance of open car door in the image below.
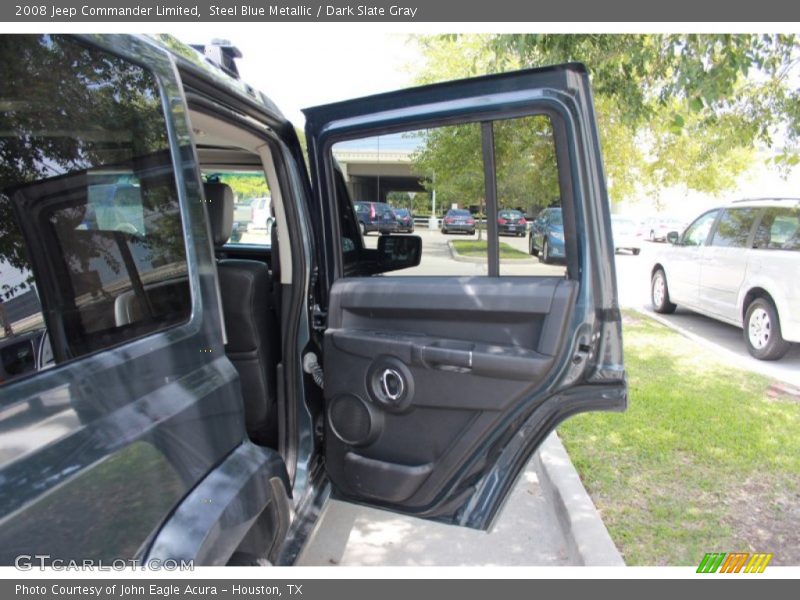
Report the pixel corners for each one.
[304,64,626,530]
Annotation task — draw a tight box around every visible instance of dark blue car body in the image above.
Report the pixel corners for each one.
[529,207,567,263]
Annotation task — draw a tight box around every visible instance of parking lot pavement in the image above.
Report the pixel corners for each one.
[363,227,566,276]
[297,456,572,566]
[614,243,800,387]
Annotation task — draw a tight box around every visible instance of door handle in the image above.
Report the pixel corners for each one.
[418,345,473,370]
[379,368,405,402]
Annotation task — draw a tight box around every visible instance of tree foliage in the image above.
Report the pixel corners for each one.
[212,172,270,202]
[411,34,800,204]
[410,116,560,216]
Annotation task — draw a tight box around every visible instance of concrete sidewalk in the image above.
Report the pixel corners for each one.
[297,433,623,567]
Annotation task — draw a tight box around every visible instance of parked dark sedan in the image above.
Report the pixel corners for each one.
[354,201,399,235]
[394,207,415,232]
[529,207,566,263]
[441,209,476,234]
[497,209,527,237]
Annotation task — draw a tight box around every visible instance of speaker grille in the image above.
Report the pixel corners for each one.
[329,394,374,446]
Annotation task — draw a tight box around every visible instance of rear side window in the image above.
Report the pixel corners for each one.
[711,208,759,248]
[754,206,800,251]
[330,114,567,278]
[0,35,189,385]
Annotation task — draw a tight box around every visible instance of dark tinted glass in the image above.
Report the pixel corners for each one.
[753,206,800,251]
[0,35,189,385]
[0,337,36,378]
[711,208,759,248]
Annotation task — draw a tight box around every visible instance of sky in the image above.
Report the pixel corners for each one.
[178,28,420,125]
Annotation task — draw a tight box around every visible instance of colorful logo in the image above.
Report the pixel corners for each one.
[697,552,773,573]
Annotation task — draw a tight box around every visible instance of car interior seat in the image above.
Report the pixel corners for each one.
[204,182,278,446]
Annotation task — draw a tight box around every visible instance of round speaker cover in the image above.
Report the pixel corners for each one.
[328,394,382,446]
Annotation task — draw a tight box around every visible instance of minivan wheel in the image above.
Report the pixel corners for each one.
[744,298,791,360]
[651,269,677,314]
[529,236,538,256]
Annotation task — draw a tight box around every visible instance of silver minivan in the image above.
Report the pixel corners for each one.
[650,198,800,360]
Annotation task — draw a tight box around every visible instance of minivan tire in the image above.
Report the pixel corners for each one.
[651,269,677,314]
[744,297,791,361]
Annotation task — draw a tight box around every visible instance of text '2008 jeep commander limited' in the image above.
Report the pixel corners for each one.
[0,34,625,565]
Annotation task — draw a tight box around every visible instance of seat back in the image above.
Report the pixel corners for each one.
[204,182,277,444]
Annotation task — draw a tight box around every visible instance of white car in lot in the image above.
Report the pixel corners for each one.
[611,215,643,255]
[650,198,800,360]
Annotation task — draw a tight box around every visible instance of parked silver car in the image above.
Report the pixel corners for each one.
[651,198,800,360]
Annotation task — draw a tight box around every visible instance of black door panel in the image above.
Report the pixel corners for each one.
[323,277,577,513]
[328,276,575,351]
[306,63,626,529]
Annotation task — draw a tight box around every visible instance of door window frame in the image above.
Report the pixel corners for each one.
[316,100,585,287]
[0,35,210,398]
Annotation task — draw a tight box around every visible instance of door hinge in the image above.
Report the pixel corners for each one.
[312,305,327,332]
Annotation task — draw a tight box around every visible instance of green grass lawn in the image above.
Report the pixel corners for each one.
[451,239,530,259]
[558,311,800,565]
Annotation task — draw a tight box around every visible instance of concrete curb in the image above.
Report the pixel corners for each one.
[534,432,625,566]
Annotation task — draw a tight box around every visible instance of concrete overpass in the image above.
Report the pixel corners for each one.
[331,135,486,215]
[332,147,427,202]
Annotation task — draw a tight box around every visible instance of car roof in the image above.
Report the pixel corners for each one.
[131,35,290,133]
[726,197,800,209]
